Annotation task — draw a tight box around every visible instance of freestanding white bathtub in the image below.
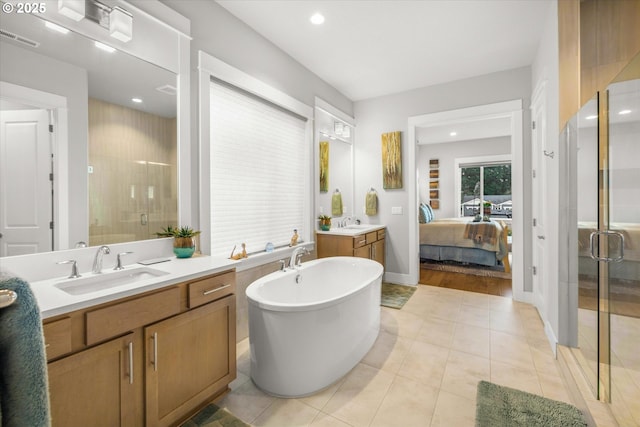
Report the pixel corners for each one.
[246,256,383,397]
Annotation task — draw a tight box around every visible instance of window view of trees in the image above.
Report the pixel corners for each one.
[460,163,512,218]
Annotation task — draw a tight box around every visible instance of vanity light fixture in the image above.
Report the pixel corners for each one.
[94,40,115,53]
[45,21,70,34]
[585,115,598,120]
[109,6,133,42]
[618,109,632,115]
[58,0,85,22]
[310,13,325,25]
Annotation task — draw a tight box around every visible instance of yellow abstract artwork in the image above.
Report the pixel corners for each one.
[382,131,402,189]
[319,141,329,192]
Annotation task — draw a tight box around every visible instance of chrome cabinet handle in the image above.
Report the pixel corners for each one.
[589,230,625,263]
[128,341,134,384]
[203,284,231,296]
[151,333,158,372]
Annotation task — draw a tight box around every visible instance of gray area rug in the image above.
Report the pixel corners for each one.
[476,381,587,427]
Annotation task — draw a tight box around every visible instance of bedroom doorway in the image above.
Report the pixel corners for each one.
[407,100,526,302]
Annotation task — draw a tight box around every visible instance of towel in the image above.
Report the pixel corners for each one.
[366,191,378,216]
[332,192,343,216]
[0,275,51,427]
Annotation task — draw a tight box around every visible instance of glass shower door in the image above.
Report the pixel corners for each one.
[606,62,640,425]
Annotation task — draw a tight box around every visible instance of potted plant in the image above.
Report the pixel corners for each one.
[157,226,201,258]
[483,201,492,216]
[318,215,332,231]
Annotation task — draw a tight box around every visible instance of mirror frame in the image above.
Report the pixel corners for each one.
[314,97,355,226]
[0,0,191,257]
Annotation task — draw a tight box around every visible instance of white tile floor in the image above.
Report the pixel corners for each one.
[218,284,575,426]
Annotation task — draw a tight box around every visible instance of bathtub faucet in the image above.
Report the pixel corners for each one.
[290,247,310,269]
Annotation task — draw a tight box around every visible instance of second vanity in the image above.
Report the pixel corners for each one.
[316,224,386,268]
[33,256,239,427]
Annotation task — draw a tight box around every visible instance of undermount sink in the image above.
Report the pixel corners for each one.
[55,267,169,295]
[343,224,371,230]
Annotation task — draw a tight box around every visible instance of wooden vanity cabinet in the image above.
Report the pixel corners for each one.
[47,332,141,427]
[43,269,236,427]
[317,228,385,268]
[145,294,236,427]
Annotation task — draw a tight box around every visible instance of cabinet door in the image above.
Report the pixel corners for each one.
[372,239,385,267]
[354,244,371,259]
[145,295,236,427]
[48,333,138,427]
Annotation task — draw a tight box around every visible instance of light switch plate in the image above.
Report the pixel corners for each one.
[391,206,403,215]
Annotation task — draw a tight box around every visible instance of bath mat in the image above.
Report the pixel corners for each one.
[381,282,416,309]
[475,380,587,427]
[181,403,249,427]
[421,259,511,279]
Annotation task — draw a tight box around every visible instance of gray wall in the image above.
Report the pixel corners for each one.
[353,67,532,281]
[160,0,354,231]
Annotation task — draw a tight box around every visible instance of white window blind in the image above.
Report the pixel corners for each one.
[209,81,308,257]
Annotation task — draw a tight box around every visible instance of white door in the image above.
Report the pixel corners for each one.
[531,82,548,319]
[0,109,52,256]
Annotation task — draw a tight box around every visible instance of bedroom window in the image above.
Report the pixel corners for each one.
[460,162,511,218]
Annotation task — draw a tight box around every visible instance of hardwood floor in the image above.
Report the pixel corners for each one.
[419,266,512,298]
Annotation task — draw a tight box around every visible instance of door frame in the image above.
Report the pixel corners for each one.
[407,99,527,302]
[0,81,69,251]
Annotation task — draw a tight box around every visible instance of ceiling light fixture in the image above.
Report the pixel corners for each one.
[450,131,457,136]
[585,115,598,120]
[45,21,70,34]
[94,41,115,53]
[618,109,632,115]
[310,13,325,25]
[58,0,85,21]
[131,97,143,103]
[109,6,133,42]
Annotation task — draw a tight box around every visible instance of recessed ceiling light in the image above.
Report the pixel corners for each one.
[618,109,632,115]
[45,21,70,34]
[310,13,325,25]
[132,98,143,103]
[94,41,115,53]
[450,131,457,136]
[585,115,598,120]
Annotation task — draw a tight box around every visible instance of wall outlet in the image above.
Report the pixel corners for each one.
[391,206,403,215]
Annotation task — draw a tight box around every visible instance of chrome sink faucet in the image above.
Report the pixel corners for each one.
[290,247,310,269]
[92,245,111,274]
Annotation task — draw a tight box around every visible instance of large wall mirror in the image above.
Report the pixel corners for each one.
[0,7,177,257]
[314,99,354,226]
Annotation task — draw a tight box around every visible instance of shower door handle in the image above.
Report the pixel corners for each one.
[589,230,625,263]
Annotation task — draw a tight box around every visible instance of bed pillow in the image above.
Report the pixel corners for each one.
[425,203,434,222]
[419,203,433,223]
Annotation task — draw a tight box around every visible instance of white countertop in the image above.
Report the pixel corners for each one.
[315,224,385,236]
[32,255,237,319]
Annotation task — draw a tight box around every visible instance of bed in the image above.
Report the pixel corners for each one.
[419,217,510,271]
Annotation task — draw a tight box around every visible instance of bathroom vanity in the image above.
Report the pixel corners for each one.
[316,225,386,268]
[36,260,236,427]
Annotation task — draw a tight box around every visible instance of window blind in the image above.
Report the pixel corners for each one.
[209,81,307,257]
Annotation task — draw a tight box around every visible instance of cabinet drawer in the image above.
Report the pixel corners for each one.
[86,287,180,345]
[353,235,368,249]
[377,229,386,240]
[365,231,378,245]
[188,271,236,308]
[43,317,72,360]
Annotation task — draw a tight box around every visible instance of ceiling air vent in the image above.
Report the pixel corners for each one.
[0,28,40,48]
[156,85,177,96]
